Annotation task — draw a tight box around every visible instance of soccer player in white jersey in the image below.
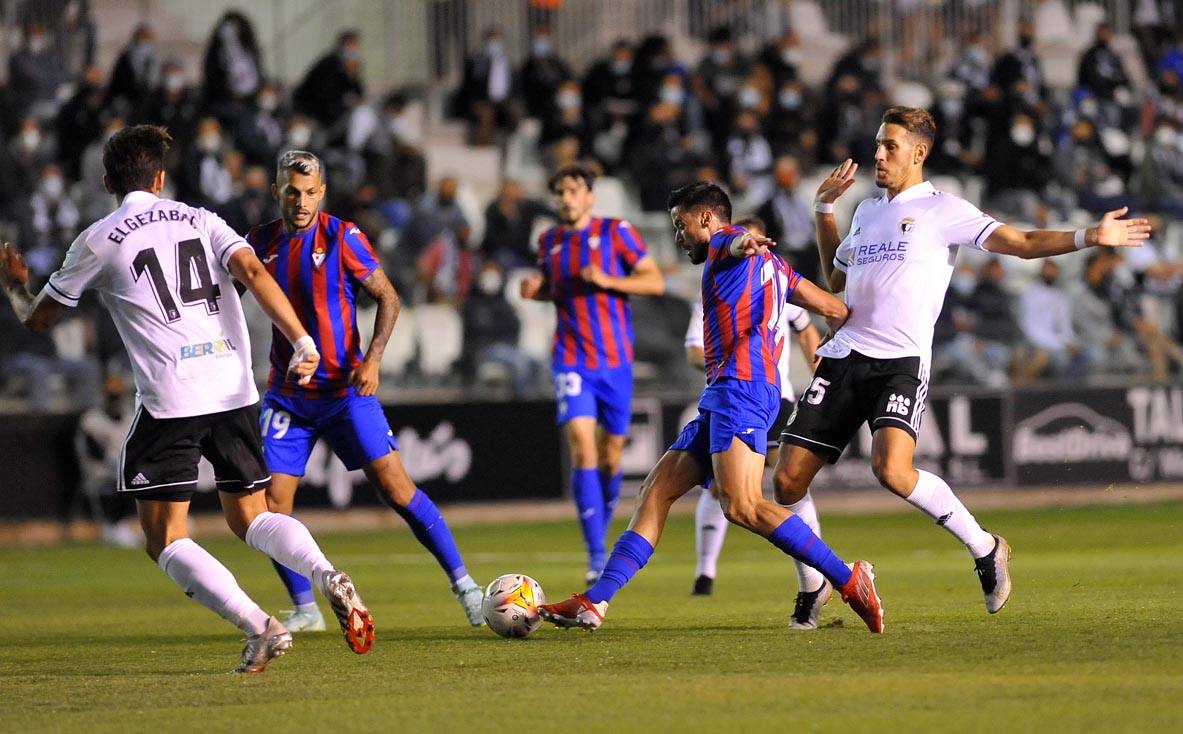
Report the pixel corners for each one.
[0,125,377,672]
[773,107,1150,625]
[683,215,820,597]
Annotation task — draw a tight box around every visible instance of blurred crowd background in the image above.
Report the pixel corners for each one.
[3,0,1183,418]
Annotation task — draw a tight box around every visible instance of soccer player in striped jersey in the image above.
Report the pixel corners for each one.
[538,182,885,634]
[520,164,665,585]
[248,150,483,631]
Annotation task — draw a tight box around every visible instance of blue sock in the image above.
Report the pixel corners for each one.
[393,489,468,584]
[271,558,316,607]
[585,530,654,604]
[572,468,606,571]
[767,515,853,588]
[599,469,623,536]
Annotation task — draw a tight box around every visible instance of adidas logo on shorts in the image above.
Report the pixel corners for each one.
[885,393,912,416]
[130,473,150,486]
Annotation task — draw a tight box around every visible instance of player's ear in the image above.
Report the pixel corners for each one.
[102,174,113,195]
[153,169,166,194]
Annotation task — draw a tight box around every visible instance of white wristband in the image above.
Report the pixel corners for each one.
[292,335,316,353]
[1074,229,1088,250]
[814,202,835,214]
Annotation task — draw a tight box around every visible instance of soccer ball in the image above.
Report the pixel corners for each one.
[482,574,546,638]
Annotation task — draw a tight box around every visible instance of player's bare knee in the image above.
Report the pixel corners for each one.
[872,459,913,495]
[721,497,758,530]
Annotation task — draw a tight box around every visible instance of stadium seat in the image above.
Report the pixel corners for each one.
[357,303,417,377]
[504,267,558,362]
[1074,3,1108,40]
[590,175,631,220]
[930,175,964,199]
[414,304,463,376]
[1034,0,1076,44]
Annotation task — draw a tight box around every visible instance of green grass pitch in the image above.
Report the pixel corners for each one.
[1,502,1181,733]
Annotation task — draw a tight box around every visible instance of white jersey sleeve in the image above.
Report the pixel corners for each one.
[46,225,103,307]
[938,195,1002,251]
[199,209,253,272]
[785,303,811,332]
[685,300,705,349]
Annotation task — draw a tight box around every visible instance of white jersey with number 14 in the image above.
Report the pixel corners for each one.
[46,191,257,419]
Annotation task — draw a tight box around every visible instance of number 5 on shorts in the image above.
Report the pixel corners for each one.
[805,377,830,405]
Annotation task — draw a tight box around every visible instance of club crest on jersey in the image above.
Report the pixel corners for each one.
[588,235,600,249]
[312,247,326,268]
[900,217,915,234]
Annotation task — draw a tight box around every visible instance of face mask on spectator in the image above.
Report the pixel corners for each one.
[711,48,731,65]
[1079,98,1099,118]
[950,273,975,296]
[781,49,802,66]
[778,89,801,110]
[198,132,221,153]
[340,45,360,63]
[19,129,41,152]
[485,39,504,57]
[611,58,631,75]
[738,85,761,109]
[1010,123,1035,146]
[557,90,581,110]
[478,270,504,295]
[1155,126,1175,147]
[289,124,312,147]
[40,175,64,200]
[941,98,963,118]
[27,33,48,54]
[164,73,185,94]
[533,37,553,57]
[133,39,154,57]
[258,92,278,112]
[660,84,685,106]
[966,45,987,65]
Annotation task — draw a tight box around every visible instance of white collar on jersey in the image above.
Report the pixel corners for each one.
[121,190,160,206]
[882,180,935,206]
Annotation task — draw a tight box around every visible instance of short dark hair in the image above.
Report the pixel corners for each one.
[667,181,732,223]
[548,163,595,193]
[882,106,936,148]
[102,125,171,197]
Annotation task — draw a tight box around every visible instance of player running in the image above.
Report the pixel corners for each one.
[0,125,373,673]
[248,150,484,631]
[520,163,665,585]
[538,182,884,634]
[684,215,820,598]
[774,106,1151,625]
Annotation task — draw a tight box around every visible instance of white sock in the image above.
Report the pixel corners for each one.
[786,492,827,593]
[245,512,336,592]
[694,490,728,579]
[157,538,270,636]
[906,470,996,558]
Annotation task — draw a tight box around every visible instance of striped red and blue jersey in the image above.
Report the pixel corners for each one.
[537,217,648,371]
[702,225,801,388]
[247,212,380,397]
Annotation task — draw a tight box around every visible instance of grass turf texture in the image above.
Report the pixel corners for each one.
[1,502,1180,733]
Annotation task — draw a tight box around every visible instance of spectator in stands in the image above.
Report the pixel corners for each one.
[968,258,1025,384]
[293,30,365,131]
[757,29,802,90]
[1105,248,1183,380]
[948,32,992,101]
[1054,117,1134,216]
[1071,250,1144,377]
[540,79,591,152]
[22,163,80,279]
[366,92,427,222]
[136,57,200,155]
[1133,117,1183,217]
[55,65,107,181]
[460,260,542,396]
[0,305,100,413]
[456,26,518,146]
[77,117,122,222]
[932,264,985,384]
[8,21,69,121]
[400,176,468,260]
[826,36,885,97]
[417,222,476,306]
[992,21,1049,109]
[766,78,818,163]
[520,23,573,120]
[1017,260,1092,381]
[105,24,158,120]
[234,81,285,167]
[3,118,55,214]
[283,114,319,153]
[201,11,263,122]
[1078,23,1132,104]
[756,154,819,285]
[1133,0,1173,76]
[982,111,1051,225]
[626,91,704,211]
[694,27,749,151]
[725,110,774,209]
[815,71,882,165]
[219,164,276,235]
[480,179,553,269]
[55,0,97,81]
[178,116,234,209]
[633,34,687,110]
[75,374,138,548]
[582,39,638,142]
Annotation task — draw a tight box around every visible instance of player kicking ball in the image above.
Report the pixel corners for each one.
[538,182,885,634]
[774,106,1151,625]
[246,150,483,631]
[520,164,665,586]
[0,126,372,672]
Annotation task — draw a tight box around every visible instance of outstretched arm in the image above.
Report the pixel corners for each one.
[814,159,859,293]
[1,242,66,333]
[227,248,319,383]
[985,206,1151,259]
[788,277,849,336]
[350,267,401,396]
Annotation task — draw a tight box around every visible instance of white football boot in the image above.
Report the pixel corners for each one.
[232,616,293,674]
[452,578,484,626]
[318,570,375,654]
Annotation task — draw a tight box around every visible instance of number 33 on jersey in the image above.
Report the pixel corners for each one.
[46,191,259,419]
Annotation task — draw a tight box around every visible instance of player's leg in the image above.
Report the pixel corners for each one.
[565,416,608,581]
[538,411,710,629]
[594,364,634,537]
[209,405,375,653]
[871,426,1011,613]
[257,393,323,630]
[691,486,727,595]
[771,444,831,627]
[596,427,626,534]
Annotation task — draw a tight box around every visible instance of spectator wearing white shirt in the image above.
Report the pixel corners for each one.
[1017,260,1092,381]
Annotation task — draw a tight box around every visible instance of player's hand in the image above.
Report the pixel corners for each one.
[580,263,610,289]
[732,232,776,258]
[817,304,850,350]
[519,274,544,299]
[0,242,30,291]
[1093,207,1151,248]
[815,159,858,206]
[286,335,320,385]
[349,357,380,397]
